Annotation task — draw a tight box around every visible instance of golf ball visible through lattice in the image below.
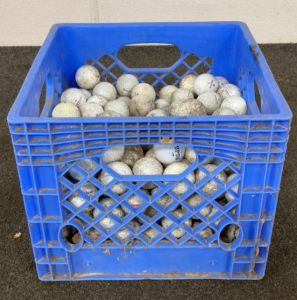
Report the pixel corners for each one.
[193,74,219,96]
[185,147,196,164]
[192,222,213,240]
[121,189,149,214]
[185,193,212,218]
[75,65,100,90]
[151,187,174,208]
[116,74,139,97]
[68,194,93,215]
[161,209,192,239]
[115,219,140,240]
[99,162,132,194]
[121,145,144,168]
[69,158,97,181]
[154,144,185,165]
[225,173,238,202]
[195,164,227,196]
[79,182,98,198]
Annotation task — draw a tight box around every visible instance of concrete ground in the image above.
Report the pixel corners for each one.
[0,45,296,299]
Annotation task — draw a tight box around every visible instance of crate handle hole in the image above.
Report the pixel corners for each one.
[59,221,83,252]
[218,221,243,251]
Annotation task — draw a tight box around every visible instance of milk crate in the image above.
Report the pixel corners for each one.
[7,23,292,280]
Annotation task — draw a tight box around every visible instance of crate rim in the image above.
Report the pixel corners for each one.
[7,22,292,122]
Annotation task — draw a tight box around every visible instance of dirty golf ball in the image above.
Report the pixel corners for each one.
[154,144,185,165]
[159,85,178,101]
[99,162,132,194]
[151,187,174,208]
[131,83,156,101]
[98,110,122,117]
[143,227,159,239]
[103,146,125,164]
[61,88,86,107]
[116,74,139,97]
[161,208,192,238]
[193,74,219,95]
[104,99,129,117]
[185,147,196,164]
[216,76,228,87]
[79,102,104,117]
[146,109,167,117]
[75,65,100,89]
[185,194,212,218]
[177,99,206,116]
[217,84,241,100]
[121,189,150,214]
[93,82,117,100]
[212,107,237,116]
[179,74,197,95]
[169,88,194,104]
[52,103,80,118]
[69,158,97,181]
[115,219,140,240]
[88,95,109,107]
[132,157,163,189]
[155,99,170,114]
[129,94,155,116]
[144,148,156,159]
[195,164,227,196]
[80,89,92,100]
[192,222,213,239]
[197,92,222,115]
[121,145,144,168]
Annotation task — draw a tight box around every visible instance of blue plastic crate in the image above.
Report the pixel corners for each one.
[7,23,292,281]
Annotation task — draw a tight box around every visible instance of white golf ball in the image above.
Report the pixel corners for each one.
[121,189,150,214]
[52,103,80,118]
[117,96,131,107]
[154,144,185,164]
[146,109,167,117]
[75,65,100,89]
[93,198,124,229]
[132,157,163,189]
[99,162,132,194]
[192,222,213,239]
[93,82,117,100]
[169,98,186,116]
[155,99,170,115]
[131,83,156,101]
[79,182,98,198]
[216,76,229,87]
[169,88,194,104]
[61,88,86,107]
[151,187,174,208]
[88,95,109,107]
[216,76,229,88]
[116,74,139,97]
[80,89,92,100]
[98,110,122,117]
[195,164,227,196]
[225,174,238,202]
[197,92,222,115]
[193,74,219,96]
[104,99,129,117]
[121,145,144,167]
[143,227,159,239]
[179,74,197,95]
[185,194,212,218]
[212,107,237,116]
[103,146,125,164]
[217,84,241,100]
[185,147,196,164]
[129,94,155,116]
[221,96,247,115]
[68,195,93,215]
[164,162,195,195]
[79,102,104,117]
[177,99,206,116]
[161,208,192,239]
[144,148,156,159]
[115,219,140,240]
[159,85,178,101]
[69,158,97,181]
